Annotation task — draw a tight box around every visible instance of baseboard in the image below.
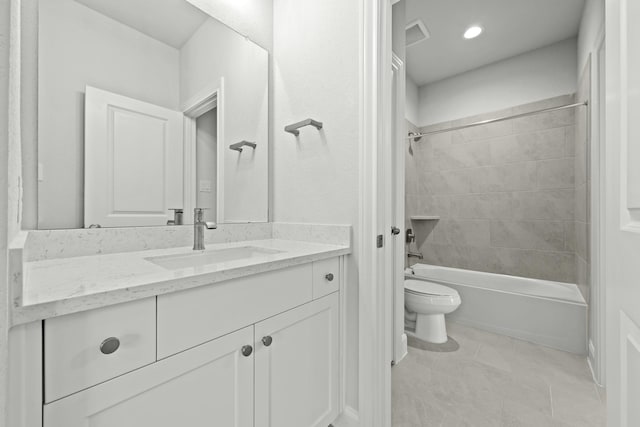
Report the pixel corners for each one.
[334,406,359,427]
[587,340,604,387]
[400,333,408,362]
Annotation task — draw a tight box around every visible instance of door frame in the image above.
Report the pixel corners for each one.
[182,79,225,223]
[589,27,606,386]
[358,0,394,426]
[391,53,407,365]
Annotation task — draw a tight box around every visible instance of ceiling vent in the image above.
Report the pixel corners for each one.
[406,19,430,48]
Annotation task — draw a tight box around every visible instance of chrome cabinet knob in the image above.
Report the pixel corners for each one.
[325,273,334,282]
[241,345,253,357]
[262,336,273,347]
[391,226,401,235]
[100,337,120,355]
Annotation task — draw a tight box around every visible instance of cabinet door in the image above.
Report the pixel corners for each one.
[255,293,340,427]
[44,326,254,427]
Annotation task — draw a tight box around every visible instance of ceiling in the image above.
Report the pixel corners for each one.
[405,0,585,86]
[75,0,209,49]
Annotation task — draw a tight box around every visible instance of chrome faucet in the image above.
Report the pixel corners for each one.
[193,208,217,250]
[167,208,184,225]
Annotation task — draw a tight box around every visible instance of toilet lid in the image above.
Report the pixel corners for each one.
[405,279,458,297]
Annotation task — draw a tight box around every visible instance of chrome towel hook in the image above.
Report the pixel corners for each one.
[229,140,257,152]
[284,118,323,136]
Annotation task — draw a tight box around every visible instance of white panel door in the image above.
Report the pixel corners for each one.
[84,86,183,227]
[606,0,640,426]
[43,326,254,427]
[255,293,339,427]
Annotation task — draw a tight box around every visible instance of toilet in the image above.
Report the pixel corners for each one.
[404,279,461,344]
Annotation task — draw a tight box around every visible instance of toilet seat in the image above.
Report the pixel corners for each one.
[405,279,459,297]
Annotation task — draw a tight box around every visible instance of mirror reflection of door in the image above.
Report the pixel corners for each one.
[84,87,184,228]
[36,0,269,229]
[195,108,217,223]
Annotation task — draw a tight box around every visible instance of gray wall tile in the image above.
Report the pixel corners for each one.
[537,158,575,189]
[564,221,576,252]
[434,139,493,170]
[494,248,576,283]
[490,220,566,252]
[431,219,491,246]
[575,220,588,261]
[407,95,584,284]
[512,189,575,220]
[469,162,538,193]
[450,193,513,219]
[491,128,567,164]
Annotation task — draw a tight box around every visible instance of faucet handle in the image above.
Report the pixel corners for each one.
[167,208,184,225]
[193,207,208,221]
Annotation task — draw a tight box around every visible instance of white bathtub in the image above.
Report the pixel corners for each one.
[406,263,587,354]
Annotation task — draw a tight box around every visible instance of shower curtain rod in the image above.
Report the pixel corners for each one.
[406,101,588,140]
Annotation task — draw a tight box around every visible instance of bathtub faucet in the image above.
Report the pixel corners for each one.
[407,252,423,260]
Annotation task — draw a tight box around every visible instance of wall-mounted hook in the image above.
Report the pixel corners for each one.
[284,118,323,136]
[229,140,257,152]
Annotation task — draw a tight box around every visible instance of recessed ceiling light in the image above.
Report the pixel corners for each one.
[463,25,483,39]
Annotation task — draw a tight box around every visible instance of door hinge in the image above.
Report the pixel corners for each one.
[377,234,384,248]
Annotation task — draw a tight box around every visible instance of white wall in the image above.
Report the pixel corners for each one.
[405,76,419,126]
[38,0,180,229]
[185,0,273,52]
[578,0,604,73]
[417,38,578,126]
[181,18,269,223]
[272,0,360,413]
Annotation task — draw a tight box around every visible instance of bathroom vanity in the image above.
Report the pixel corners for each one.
[8,1,355,426]
[8,225,351,427]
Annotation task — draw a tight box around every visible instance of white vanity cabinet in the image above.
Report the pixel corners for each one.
[44,326,255,427]
[255,293,339,427]
[39,257,343,427]
[44,297,157,403]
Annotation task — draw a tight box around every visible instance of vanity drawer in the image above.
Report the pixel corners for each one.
[157,264,313,359]
[312,258,340,299]
[44,297,156,403]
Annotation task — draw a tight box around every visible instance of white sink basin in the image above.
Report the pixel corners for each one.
[145,246,285,270]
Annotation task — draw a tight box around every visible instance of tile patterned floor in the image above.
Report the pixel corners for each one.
[392,322,606,427]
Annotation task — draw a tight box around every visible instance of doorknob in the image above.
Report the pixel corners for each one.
[391,226,401,235]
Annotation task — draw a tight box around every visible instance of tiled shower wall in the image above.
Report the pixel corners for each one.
[406,95,580,283]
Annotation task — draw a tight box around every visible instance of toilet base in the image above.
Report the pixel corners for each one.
[414,313,448,344]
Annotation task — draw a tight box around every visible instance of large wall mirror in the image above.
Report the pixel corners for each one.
[36,0,269,229]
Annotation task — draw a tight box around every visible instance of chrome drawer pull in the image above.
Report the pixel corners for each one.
[100,337,120,355]
[325,273,334,282]
[241,345,253,357]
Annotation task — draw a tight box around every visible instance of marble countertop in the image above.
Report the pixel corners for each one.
[12,238,350,325]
